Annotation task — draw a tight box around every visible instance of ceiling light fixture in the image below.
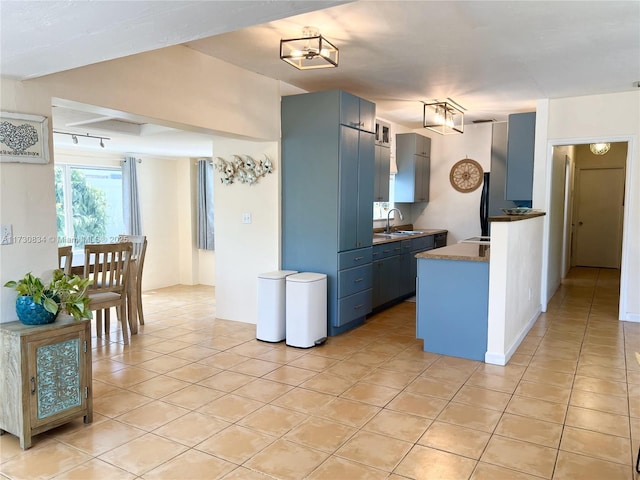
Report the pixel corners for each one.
[53,130,110,148]
[280,26,338,70]
[423,100,464,135]
[590,143,610,155]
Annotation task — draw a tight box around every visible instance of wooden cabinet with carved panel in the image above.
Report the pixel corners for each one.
[0,316,92,449]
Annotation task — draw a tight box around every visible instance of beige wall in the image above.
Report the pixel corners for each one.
[535,91,640,321]
[0,45,281,323]
[411,123,493,243]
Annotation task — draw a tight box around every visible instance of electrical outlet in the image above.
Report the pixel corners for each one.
[242,213,252,224]
[1,224,13,245]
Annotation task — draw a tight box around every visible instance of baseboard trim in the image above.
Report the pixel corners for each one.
[485,307,541,366]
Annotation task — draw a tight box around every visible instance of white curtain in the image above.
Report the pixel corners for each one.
[122,156,142,235]
[197,159,215,250]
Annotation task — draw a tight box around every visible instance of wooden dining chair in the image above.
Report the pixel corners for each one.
[57,245,73,275]
[84,242,133,344]
[118,235,148,328]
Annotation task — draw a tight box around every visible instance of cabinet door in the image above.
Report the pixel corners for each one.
[374,145,390,202]
[395,133,431,203]
[506,112,536,201]
[28,330,87,428]
[339,126,359,251]
[359,98,376,133]
[372,260,383,308]
[340,91,361,130]
[399,252,414,297]
[356,131,375,248]
[376,255,400,305]
[415,154,430,202]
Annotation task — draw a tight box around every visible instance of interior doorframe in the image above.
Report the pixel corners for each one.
[543,134,635,321]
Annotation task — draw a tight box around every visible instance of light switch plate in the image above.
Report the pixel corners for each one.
[1,224,13,245]
[242,213,252,224]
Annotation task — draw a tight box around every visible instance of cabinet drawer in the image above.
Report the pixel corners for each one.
[373,243,396,259]
[336,289,372,327]
[400,239,412,253]
[411,235,434,252]
[338,247,372,269]
[338,264,372,298]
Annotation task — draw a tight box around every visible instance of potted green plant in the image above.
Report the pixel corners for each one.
[4,269,92,325]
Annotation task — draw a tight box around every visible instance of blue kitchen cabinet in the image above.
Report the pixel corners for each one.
[395,133,431,203]
[372,242,402,308]
[282,90,376,335]
[505,112,536,202]
[374,144,391,202]
[417,257,489,361]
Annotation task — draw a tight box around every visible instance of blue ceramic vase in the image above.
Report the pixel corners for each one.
[15,295,58,325]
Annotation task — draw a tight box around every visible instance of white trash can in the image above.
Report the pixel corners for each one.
[286,272,327,348]
[256,270,298,342]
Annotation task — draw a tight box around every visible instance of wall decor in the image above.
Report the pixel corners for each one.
[0,112,50,164]
[450,158,483,192]
[215,154,273,185]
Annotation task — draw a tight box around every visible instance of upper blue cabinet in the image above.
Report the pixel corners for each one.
[505,112,536,202]
[339,91,376,133]
[395,132,431,203]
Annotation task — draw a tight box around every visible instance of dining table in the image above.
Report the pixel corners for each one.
[70,253,139,335]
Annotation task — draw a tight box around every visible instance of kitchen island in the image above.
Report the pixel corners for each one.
[415,212,545,365]
[415,243,490,361]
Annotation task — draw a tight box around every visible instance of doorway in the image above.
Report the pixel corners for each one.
[568,143,627,270]
[572,166,625,268]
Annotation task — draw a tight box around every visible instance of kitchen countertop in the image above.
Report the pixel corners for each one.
[416,242,490,262]
[372,228,448,245]
[489,211,546,222]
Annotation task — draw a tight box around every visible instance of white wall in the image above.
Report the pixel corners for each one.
[535,91,640,321]
[546,145,574,301]
[411,123,493,243]
[136,156,182,290]
[212,139,280,324]
[486,216,544,365]
[0,45,280,323]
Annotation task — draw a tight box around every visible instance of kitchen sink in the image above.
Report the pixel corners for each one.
[374,230,425,239]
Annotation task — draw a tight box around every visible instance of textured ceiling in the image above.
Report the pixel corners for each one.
[2,0,639,154]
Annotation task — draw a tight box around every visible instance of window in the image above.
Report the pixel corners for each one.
[373,174,396,220]
[55,164,125,251]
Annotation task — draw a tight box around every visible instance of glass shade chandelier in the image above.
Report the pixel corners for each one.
[423,101,464,135]
[590,143,610,155]
[280,27,338,70]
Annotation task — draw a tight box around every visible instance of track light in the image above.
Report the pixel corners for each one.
[53,130,110,148]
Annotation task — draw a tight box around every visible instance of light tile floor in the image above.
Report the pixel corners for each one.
[1,267,638,479]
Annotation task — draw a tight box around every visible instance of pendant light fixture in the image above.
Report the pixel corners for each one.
[280,26,338,70]
[589,143,610,155]
[423,100,464,135]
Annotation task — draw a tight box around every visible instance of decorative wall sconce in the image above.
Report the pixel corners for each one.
[423,100,464,135]
[215,154,273,185]
[590,143,610,155]
[280,26,339,70]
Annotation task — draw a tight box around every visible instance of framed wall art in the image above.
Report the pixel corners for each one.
[0,111,50,164]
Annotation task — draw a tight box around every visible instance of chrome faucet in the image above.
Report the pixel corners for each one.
[385,208,404,233]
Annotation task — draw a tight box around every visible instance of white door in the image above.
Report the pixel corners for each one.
[573,167,625,268]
